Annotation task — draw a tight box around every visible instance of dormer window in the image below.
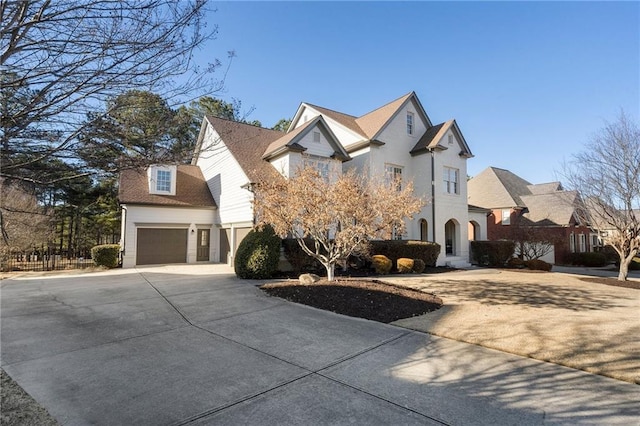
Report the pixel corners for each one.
[448,134,454,145]
[148,165,177,195]
[313,131,321,143]
[407,112,414,135]
[156,170,171,192]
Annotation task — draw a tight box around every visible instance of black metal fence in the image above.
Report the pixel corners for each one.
[1,247,95,272]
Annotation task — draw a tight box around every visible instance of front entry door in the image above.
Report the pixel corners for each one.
[197,229,210,261]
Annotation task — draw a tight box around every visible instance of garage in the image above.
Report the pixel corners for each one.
[136,228,188,265]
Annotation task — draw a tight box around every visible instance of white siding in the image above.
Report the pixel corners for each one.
[195,124,255,225]
[121,205,216,268]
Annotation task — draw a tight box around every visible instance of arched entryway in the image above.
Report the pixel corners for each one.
[445,219,458,255]
[468,220,480,241]
[419,219,428,241]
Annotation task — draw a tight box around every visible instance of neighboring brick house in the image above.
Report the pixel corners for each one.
[119,92,482,268]
[467,167,596,264]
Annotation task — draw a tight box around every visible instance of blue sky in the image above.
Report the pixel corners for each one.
[193,1,639,184]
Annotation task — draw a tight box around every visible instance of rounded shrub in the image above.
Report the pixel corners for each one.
[91,244,120,268]
[397,258,414,274]
[525,259,552,271]
[412,258,426,274]
[507,257,526,269]
[369,240,440,267]
[371,254,392,275]
[234,225,281,279]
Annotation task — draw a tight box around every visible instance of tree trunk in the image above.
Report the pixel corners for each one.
[326,263,335,281]
[618,258,630,281]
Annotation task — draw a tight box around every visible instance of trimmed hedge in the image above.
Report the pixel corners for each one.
[234,225,281,279]
[470,240,515,267]
[397,258,414,274]
[412,258,426,273]
[565,252,608,267]
[370,240,440,268]
[91,244,120,268]
[525,259,553,271]
[371,255,392,275]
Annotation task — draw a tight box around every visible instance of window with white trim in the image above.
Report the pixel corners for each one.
[569,233,576,253]
[156,170,171,192]
[313,131,321,143]
[385,164,403,191]
[406,112,414,135]
[304,155,330,180]
[579,234,586,253]
[448,134,454,145]
[443,167,459,194]
[501,209,511,225]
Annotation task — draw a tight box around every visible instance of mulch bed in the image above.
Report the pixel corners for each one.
[261,279,442,323]
[272,266,455,280]
[1,369,58,426]
[579,277,640,290]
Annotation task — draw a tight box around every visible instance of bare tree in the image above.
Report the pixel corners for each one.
[563,111,640,280]
[509,219,565,261]
[0,179,53,265]
[1,0,224,185]
[253,166,425,281]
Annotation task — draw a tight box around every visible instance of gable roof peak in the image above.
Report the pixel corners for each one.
[356,91,429,140]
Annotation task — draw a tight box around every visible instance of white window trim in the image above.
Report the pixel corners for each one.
[569,233,576,253]
[385,163,403,191]
[443,166,459,195]
[313,131,321,143]
[148,165,177,195]
[407,112,414,135]
[501,209,511,225]
[303,154,331,180]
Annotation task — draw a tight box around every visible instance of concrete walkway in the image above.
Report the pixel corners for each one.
[1,265,638,425]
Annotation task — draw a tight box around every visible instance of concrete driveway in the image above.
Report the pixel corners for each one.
[389,267,640,383]
[1,265,638,425]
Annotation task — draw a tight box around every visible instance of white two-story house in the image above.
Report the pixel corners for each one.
[119,92,482,268]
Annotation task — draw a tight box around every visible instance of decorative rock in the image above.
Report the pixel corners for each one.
[299,273,321,285]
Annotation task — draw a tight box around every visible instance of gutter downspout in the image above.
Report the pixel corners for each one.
[430,148,436,243]
[120,205,127,265]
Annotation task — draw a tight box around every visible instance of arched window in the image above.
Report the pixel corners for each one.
[445,220,457,255]
[468,221,480,241]
[419,219,428,242]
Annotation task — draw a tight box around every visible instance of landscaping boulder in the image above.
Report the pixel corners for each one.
[299,273,321,285]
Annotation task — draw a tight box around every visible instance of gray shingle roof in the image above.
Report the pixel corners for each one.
[468,167,532,208]
[468,167,586,227]
[520,191,579,226]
